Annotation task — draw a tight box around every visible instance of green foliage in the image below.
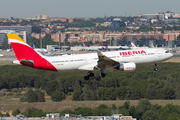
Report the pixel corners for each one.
[12,109,20,116]
[31,36,58,48]
[72,90,82,101]
[134,26,154,32]
[1,62,180,101]
[19,96,27,102]
[5,112,10,117]
[0,112,3,117]
[65,21,96,28]
[177,35,180,40]
[36,90,45,102]
[137,99,151,115]
[23,108,45,117]
[46,80,58,95]
[60,109,73,116]
[93,104,111,116]
[26,89,37,103]
[18,102,180,119]
[81,85,92,100]
[51,91,65,102]
[74,107,93,116]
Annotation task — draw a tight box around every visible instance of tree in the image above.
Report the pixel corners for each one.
[4,112,10,117]
[51,91,65,102]
[19,96,27,102]
[137,99,151,115]
[34,76,40,89]
[81,85,92,100]
[12,109,20,116]
[46,80,58,95]
[93,104,111,116]
[74,107,93,116]
[23,107,45,117]
[72,90,82,101]
[177,35,180,40]
[26,89,37,103]
[36,90,45,102]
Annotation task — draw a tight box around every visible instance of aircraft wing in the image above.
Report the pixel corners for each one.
[78,51,119,71]
[97,51,119,69]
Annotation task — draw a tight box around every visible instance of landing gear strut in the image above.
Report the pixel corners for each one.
[154,63,158,71]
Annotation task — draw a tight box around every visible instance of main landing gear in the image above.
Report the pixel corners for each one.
[84,72,94,80]
[84,71,106,80]
[154,63,158,71]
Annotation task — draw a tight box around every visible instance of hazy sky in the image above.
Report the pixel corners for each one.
[0,0,179,18]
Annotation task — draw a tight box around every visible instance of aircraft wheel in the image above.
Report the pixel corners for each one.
[154,67,158,71]
[84,76,89,80]
[101,73,106,77]
[88,72,94,77]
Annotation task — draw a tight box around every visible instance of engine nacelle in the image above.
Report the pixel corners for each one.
[120,62,136,71]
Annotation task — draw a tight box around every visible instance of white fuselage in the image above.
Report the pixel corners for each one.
[43,48,173,71]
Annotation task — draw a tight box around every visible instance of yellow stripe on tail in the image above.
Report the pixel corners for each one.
[6,33,27,44]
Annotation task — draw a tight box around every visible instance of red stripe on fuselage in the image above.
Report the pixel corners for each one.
[11,43,57,71]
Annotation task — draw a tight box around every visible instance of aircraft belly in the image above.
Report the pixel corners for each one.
[54,62,86,71]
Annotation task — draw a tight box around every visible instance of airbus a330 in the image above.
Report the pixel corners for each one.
[7,33,173,80]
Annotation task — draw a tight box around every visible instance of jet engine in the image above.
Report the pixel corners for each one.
[121,62,136,71]
[114,62,136,71]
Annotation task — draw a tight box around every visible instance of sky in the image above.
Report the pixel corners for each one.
[0,0,180,19]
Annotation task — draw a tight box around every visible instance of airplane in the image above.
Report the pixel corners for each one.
[130,42,154,49]
[82,42,99,51]
[7,33,173,80]
[32,44,48,53]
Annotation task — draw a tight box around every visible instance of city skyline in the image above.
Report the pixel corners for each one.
[0,0,180,19]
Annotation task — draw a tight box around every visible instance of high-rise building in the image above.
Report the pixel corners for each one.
[0,26,32,46]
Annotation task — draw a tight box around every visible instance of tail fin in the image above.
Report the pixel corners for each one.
[131,42,137,48]
[7,33,57,71]
[33,43,36,49]
[7,33,33,61]
[103,42,108,47]
[86,42,90,47]
[83,43,85,47]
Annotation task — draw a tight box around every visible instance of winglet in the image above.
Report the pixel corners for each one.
[131,42,137,48]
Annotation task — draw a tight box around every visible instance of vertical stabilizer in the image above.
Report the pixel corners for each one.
[7,33,57,71]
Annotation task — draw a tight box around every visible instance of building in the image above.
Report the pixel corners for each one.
[0,26,32,46]
[0,30,30,47]
[111,18,125,29]
[36,14,51,19]
[142,13,165,21]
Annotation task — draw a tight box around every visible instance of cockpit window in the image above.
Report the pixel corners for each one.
[165,50,169,53]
